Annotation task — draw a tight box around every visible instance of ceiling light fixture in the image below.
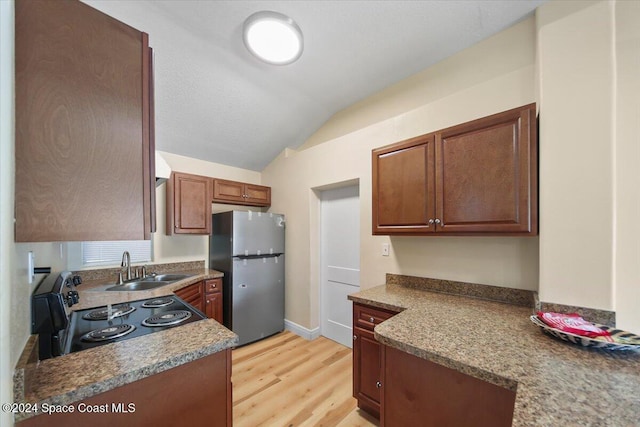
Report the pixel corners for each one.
[243,11,303,65]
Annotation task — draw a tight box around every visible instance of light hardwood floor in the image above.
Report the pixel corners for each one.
[232,331,379,427]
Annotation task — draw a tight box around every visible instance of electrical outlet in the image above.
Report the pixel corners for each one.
[382,243,390,257]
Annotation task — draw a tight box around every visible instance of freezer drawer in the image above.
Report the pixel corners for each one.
[232,211,285,256]
[232,255,284,346]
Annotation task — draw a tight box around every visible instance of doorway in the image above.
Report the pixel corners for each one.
[319,184,360,348]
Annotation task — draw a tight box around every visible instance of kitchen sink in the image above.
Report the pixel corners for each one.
[106,281,173,292]
[106,273,194,292]
[141,274,193,282]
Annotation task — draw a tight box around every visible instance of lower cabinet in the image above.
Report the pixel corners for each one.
[174,281,204,312]
[353,302,516,426]
[175,279,223,323]
[352,303,399,418]
[204,278,223,324]
[380,345,516,427]
[17,349,232,427]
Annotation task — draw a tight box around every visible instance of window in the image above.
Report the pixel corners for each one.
[67,240,152,270]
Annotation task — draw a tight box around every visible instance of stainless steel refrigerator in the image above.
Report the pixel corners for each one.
[209,211,285,346]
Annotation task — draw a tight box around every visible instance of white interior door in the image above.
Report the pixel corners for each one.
[320,185,360,348]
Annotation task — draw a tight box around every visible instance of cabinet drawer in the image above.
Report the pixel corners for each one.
[205,278,222,293]
[354,303,398,331]
[175,282,203,303]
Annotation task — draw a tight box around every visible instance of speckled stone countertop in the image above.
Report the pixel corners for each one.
[73,267,224,310]
[349,283,640,426]
[13,268,237,422]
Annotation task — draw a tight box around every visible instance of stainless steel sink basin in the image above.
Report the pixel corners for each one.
[106,281,173,292]
[141,274,193,282]
[106,273,194,291]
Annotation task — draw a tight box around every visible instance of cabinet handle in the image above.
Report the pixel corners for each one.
[369,317,375,323]
[435,218,441,225]
[376,381,382,388]
[428,219,434,225]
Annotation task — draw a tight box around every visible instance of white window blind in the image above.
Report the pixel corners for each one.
[81,240,152,266]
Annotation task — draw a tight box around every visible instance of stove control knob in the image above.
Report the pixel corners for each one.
[72,275,82,286]
[67,290,80,306]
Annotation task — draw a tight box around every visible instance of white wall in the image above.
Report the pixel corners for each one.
[153,151,263,267]
[537,0,640,332]
[263,18,539,330]
[1,2,15,425]
[613,0,640,333]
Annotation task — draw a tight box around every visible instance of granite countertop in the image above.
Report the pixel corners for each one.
[14,268,237,422]
[349,283,640,426]
[73,268,224,310]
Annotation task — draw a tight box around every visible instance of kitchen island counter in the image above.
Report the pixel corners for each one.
[349,281,640,426]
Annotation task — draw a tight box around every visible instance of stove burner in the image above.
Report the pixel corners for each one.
[142,310,192,327]
[81,324,136,342]
[82,304,135,321]
[141,298,175,308]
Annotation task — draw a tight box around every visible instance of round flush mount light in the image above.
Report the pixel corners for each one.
[243,11,303,65]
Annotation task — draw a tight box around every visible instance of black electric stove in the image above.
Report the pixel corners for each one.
[32,272,206,360]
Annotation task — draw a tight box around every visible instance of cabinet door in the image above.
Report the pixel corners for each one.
[435,103,537,234]
[353,327,383,418]
[212,179,245,204]
[15,0,153,242]
[244,184,271,206]
[205,292,223,323]
[372,134,436,234]
[381,345,515,427]
[169,172,212,234]
[204,279,224,323]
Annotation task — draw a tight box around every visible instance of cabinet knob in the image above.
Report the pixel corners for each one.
[353,335,357,341]
[369,317,375,323]
[435,218,441,225]
[206,300,210,304]
[428,219,434,225]
[376,381,382,388]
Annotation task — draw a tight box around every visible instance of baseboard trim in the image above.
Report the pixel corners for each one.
[284,319,321,340]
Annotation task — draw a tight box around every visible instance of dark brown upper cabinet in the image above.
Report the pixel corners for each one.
[166,172,212,235]
[212,179,271,207]
[15,0,155,242]
[373,103,537,236]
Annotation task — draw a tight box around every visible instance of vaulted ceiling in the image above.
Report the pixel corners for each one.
[85,0,545,171]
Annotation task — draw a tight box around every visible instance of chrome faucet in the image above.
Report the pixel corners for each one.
[121,251,132,281]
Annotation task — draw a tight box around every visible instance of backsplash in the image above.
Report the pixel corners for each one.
[385,273,616,327]
[75,260,205,282]
[386,273,536,307]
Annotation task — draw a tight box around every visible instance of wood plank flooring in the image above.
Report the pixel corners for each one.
[232,331,379,427]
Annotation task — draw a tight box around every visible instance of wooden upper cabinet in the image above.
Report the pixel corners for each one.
[435,103,537,234]
[212,179,271,207]
[372,103,537,236]
[15,0,155,242]
[166,172,212,235]
[373,134,435,234]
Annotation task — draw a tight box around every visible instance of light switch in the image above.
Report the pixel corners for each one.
[382,243,390,256]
